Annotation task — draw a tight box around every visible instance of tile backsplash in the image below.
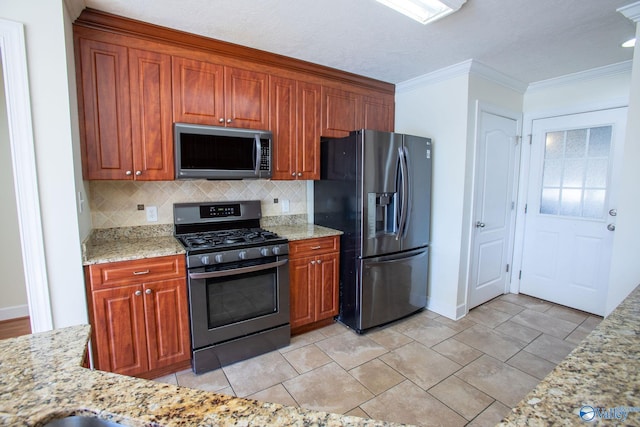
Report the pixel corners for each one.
[89,180,307,229]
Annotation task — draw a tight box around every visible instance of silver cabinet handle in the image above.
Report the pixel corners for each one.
[476,221,486,228]
[292,172,296,176]
[310,260,316,264]
[310,245,322,250]
[145,288,152,294]
[227,118,232,124]
[317,259,322,264]
[133,270,150,275]
[125,170,132,176]
[219,118,225,123]
[135,170,142,176]
[297,172,302,176]
[134,290,142,296]
[607,224,616,231]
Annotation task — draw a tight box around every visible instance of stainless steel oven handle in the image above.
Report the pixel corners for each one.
[188,259,288,280]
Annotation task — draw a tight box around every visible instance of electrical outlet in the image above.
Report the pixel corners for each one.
[281,199,290,213]
[146,206,158,222]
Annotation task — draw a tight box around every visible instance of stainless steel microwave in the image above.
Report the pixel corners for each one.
[174,123,272,180]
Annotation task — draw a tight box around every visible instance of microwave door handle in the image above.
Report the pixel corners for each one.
[254,134,261,176]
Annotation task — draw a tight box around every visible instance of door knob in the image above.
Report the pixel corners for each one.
[475,221,485,228]
[607,224,616,231]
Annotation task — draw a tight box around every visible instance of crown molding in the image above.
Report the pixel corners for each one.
[618,2,640,23]
[396,59,527,94]
[526,61,633,93]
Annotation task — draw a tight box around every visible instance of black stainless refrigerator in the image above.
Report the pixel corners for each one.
[314,129,432,333]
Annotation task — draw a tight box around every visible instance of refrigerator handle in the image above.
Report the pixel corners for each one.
[402,146,411,237]
[397,146,409,240]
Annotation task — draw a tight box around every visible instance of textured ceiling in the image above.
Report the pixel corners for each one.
[83,0,636,85]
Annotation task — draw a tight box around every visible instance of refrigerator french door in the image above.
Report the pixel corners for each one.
[314,129,432,333]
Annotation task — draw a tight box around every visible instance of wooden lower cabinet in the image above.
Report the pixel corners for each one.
[85,255,191,378]
[289,236,340,334]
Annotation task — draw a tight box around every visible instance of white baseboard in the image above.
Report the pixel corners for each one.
[0,304,29,321]
[426,297,458,320]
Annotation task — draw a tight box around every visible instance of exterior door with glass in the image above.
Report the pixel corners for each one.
[519,108,626,315]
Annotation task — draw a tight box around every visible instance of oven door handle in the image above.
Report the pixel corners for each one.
[188,259,288,280]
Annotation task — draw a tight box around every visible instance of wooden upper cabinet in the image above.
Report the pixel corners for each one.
[321,86,362,138]
[363,94,395,133]
[172,56,269,130]
[129,48,174,180]
[271,76,321,180]
[77,38,132,179]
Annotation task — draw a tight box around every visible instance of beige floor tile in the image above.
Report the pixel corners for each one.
[454,324,526,361]
[564,325,593,345]
[349,358,405,395]
[315,331,388,370]
[422,309,440,319]
[280,329,327,353]
[282,362,374,414]
[247,384,298,407]
[176,368,229,392]
[510,309,578,339]
[429,376,494,421]
[380,342,461,390]
[222,351,298,397]
[484,299,525,316]
[455,355,539,407]
[465,305,513,328]
[432,338,483,366]
[214,386,236,397]
[498,293,553,312]
[494,320,542,344]
[581,315,603,331]
[366,327,414,350]
[467,400,512,427]
[153,373,178,385]
[402,319,458,347]
[282,344,332,374]
[317,322,351,338]
[360,380,467,427]
[506,350,557,380]
[545,305,589,324]
[345,407,370,419]
[524,333,577,364]
[432,315,477,332]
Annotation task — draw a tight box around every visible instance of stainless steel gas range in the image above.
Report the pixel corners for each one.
[173,200,290,374]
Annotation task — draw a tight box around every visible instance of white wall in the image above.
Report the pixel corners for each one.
[0,59,29,320]
[606,16,640,314]
[1,0,89,328]
[396,71,470,319]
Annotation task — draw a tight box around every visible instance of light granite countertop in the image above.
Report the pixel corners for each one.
[262,223,343,241]
[499,284,640,426]
[0,325,402,427]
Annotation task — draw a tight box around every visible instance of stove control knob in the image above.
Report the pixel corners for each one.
[238,250,248,260]
[272,246,281,255]
[214,254,224,264]
[260,248,270,257]
[200,255,211,265]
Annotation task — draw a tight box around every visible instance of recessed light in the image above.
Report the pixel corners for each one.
[622,38,636,48]
[376,0,467,25]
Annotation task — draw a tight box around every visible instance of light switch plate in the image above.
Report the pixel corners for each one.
[281,199,290,213]
[146,206,158,222]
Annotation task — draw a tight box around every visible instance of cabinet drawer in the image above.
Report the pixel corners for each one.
[289,236,339,257]
[86,255,185,289]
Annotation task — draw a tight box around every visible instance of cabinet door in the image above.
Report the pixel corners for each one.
[143,278,191,370]
[78,38,132,179]
[362,94,394,132]
[172,56,224,125]
[297,81,321,180]
[92,285,148,376]
[321,86,361,138]
[315,253,339,321]
[129,48,174,180]
[225,66,269,129]
[270,76,297,180]
[289,256,315,328]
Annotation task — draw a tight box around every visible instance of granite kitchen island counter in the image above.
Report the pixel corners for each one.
[499,284,640,426]
[0,325,402,427]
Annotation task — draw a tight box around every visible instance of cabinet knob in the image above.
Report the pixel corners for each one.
[135,170,142,176]
[145,288,152,295]
[291,172,296,176]
[310,260,316,264]
[297,172,302,177]
[227,118,232,124]
[125,170,132,176]
[219,118,225,123]
[134,290,142,296]
[317,259,322,264]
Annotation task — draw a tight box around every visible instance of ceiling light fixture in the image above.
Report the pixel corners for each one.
[622,38,636,48]
[375,0,467,25]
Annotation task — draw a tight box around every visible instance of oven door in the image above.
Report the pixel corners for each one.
[188,256,289,349]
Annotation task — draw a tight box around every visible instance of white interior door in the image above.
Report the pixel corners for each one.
[468,109,520,309]
[520,108,626,316]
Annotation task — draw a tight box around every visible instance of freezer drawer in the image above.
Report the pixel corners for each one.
[345,247,428,332]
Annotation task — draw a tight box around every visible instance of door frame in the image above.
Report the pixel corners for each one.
[464,101,522,313]
[0,19,53,331]
[511,99,629,296]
